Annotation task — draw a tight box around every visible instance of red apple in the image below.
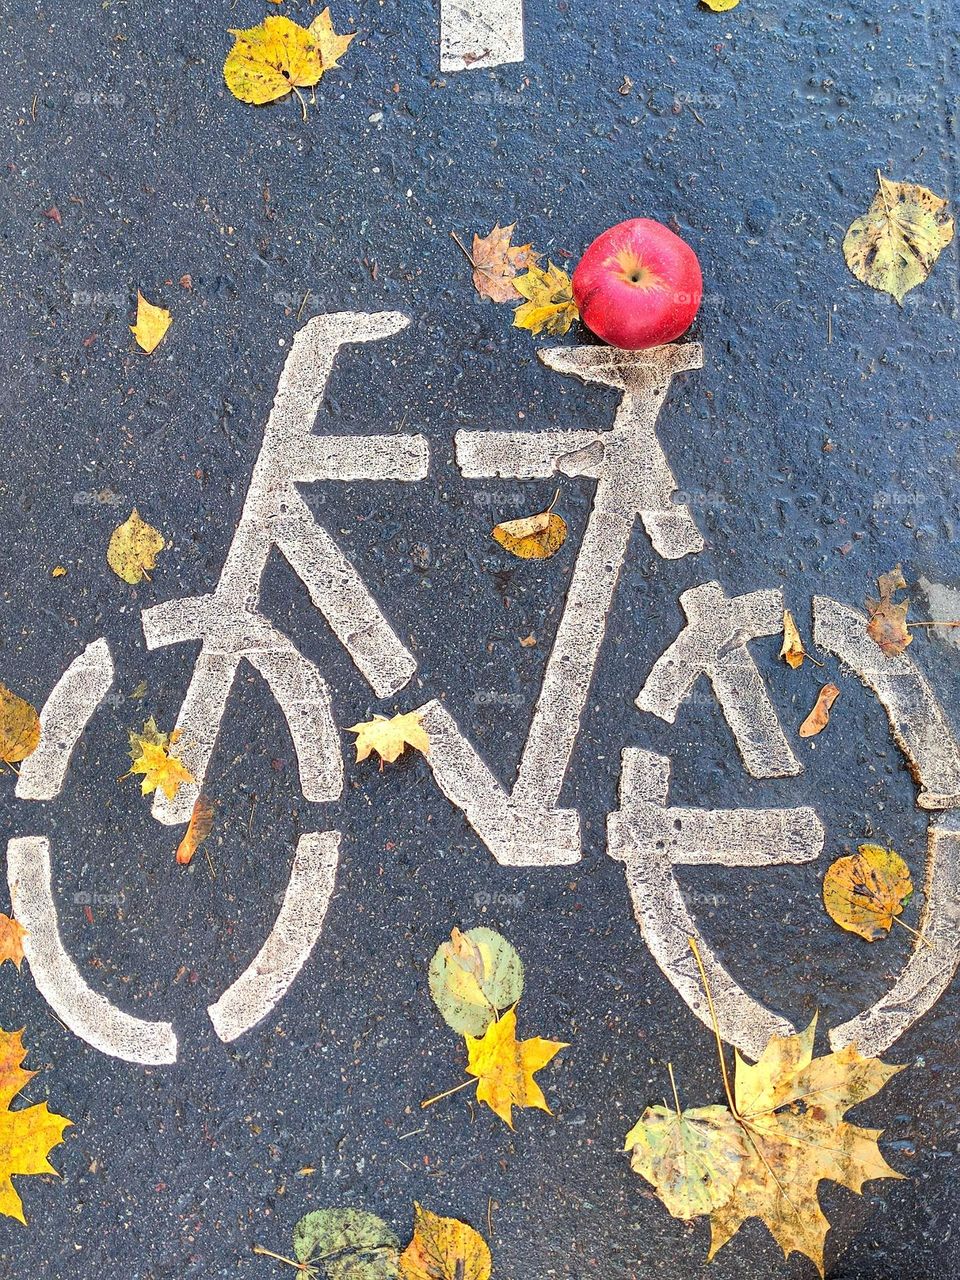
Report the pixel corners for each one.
[572,218,703,350]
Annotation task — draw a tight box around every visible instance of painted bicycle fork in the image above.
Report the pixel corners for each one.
[7,312,960,1065]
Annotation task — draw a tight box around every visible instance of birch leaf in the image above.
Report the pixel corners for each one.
[625,1102,746,1219]
[291,1207,400,1278]
[130,291,172,354]
[843,174,954,304]
[822,843,913,942]
[107,510,165,585]
[428,927,524,1037]
[399,1204,492,1280]
[224,15,323,105]
[0,685,41,769]
[512,262,579,336]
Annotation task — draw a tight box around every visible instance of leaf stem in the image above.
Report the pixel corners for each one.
[892,914,933,949]
[688,936,738,1118]
[450,230,478,268]
[420,1077,477,1110]
[252,1244,316,1274]
[667,1061,682,1117]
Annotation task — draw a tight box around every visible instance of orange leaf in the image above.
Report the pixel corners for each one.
[866,565,912,657]
[470,224,540,303]
[176,796,215,866]
[0,915,27,970]
[0,1028,72,1223]
[799,683,839,738]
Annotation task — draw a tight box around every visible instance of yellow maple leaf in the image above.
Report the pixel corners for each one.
[464,1006,567,1128]
[346,711,430,767]
[822,843,914,942]
[0,684,41,770]
[126,720,194,802]
[107,509,165,585]
[843,173,954,305]
[399,1203,492,1280]
[706,1017,904,1276]
[491,505,567,560]
[0,915,27,970]
[130,291,172,354]
[470,223,540,303]
[512,262,580,336]
[309,7,355,71]
[0,1028,72,1224]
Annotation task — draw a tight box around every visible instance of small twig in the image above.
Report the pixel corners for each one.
[296,290,312,322]
[487,1195,494,1241]
[908,620,960,628]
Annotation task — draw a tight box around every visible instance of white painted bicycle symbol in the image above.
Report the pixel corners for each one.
[8,310,960,1066]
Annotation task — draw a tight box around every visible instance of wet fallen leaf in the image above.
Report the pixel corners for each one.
[799,683,839,738]
[428,926,524,1037]
[779,610,806,669]
[130,291,172,354]
[309,7,355,72]
[513,262,579,336]
[464,1006,567,1128]
[702,0,740,10]
[107,509,165,585]
[176,795,215,866]
[399,1204,492,1280]
[492,507,567,559]
[126,719,194,802]
[706,1018,904,1275]
[866,565,912,657]
[347,710,430,767]
[0,684,41,770]
[625,1096,746,1220]
[0,915,26,969]
[470,224,540,303]
[51,566,67,578]
[823,843,914,942]
[224,11,353,117]
[291,1207,400,1278]
[0,1027,72,1224]
[843,173,954,304]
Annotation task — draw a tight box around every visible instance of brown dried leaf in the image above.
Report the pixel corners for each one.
[471,224,540,302]
[866,565,912,657]
[779,610,806,669]
[799,683,840,738]
[176,796,215,866]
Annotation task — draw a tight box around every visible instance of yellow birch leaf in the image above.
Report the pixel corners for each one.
[126,720,194,802]
[308,7,355,71]
[707,1018,904,1276]
[822,843,913,941]
[866,564,912,656]
[491,508,567,559]
[512,262,579,336]
[399,1203,493,1280]
[470,224,540,303]
[0,1028,72,1224]
[347,710,430,766]
[130,291,172,354]
[107,509,165,585]
[428,926,524,1036]
[176,795,215,866]
[843,174,954,304]
[223,15,323,106]
[0,684,41,769]
[625,1101,746,1219]
[0,915,27,970]
[464,1006,567,1128]
[779,609,806,669]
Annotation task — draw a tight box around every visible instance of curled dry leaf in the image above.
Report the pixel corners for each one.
[464,1006,568,1129]
[0,914,27,969]
[399,1203,492,1280]
[843,173,954,305]
[176,795,215,866]
[290,1206,400,1278]
[0,684,41,770]
[347,710,430,767]
[428,926,524,1037]
[779,609,806,669]
[470,224,540,303]
[107,509,165,585]
[0,1027,72,1224]
[130,291,172,354]
[866,565,912,657]
[822,843,914,942]
[126,718,194,802]
[799,683,839,738]
[512,262,579,336]
[492,507,567,560]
